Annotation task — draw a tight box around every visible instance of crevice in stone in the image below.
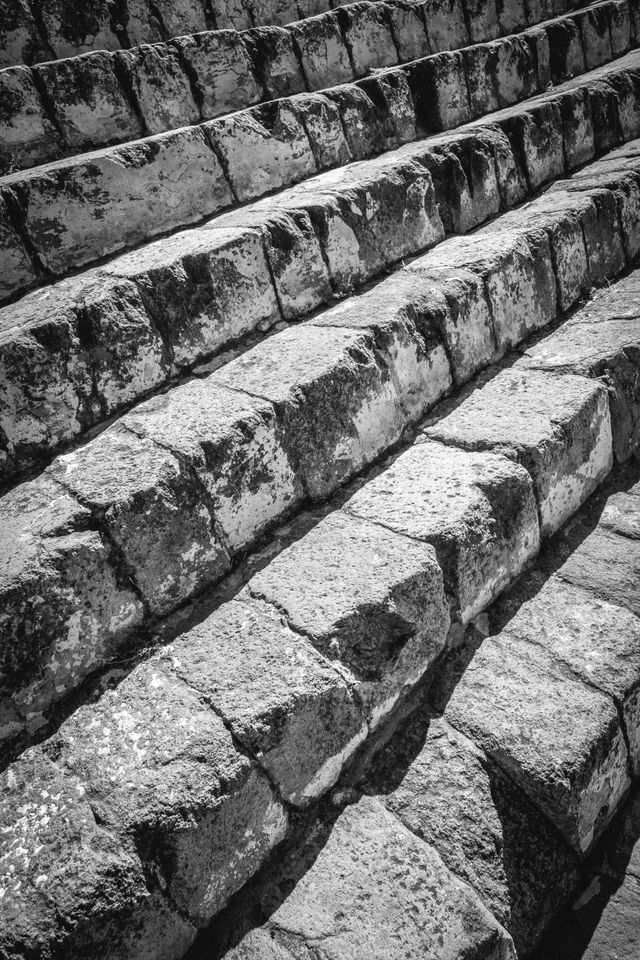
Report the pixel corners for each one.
[2,183,52,283]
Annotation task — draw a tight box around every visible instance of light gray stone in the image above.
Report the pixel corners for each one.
[0,65,61,173]
[174,31,263,121]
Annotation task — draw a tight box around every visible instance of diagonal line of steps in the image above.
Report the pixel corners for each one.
[0,0,620,172]
[2,137,640,748]
[3,42,640,485]
[2,256,639,960]
[1,0,636,303]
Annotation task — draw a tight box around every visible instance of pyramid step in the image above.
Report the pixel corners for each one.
[0,0,619,174]
[2,145,639,748]
[3,55,640,485]
[2,268,639,959]
[1,8,637,304]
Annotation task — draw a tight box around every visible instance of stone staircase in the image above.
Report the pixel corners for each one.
[1,0,640,957]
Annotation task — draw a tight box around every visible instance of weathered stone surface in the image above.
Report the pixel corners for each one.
[547,181,627,284]
[357,71,417,147]
[0,475,143,729]
[122,376,302,554]
[248,510,450,724]
[0,192,35,301]
[289,12,354,90]
[310,269,452,420]
[420,0,469,51]
[0,273,166,479]
[494,35,538,108]
[38,0,121,58]
[325,83,394,160]
[245,26,306,100]
[337,2,398,75]
[577,5,614,70]
[438,631,631,853]
[174,31,263,121]
[522,297,640,462]
[207,101,317,202]
[385,0,430,63]
[247,0,299,28]
[48,424,230,615]
[494,573,640,777]
[0,748,196,960]
[13,127,231,276]
[499,100,564,190]
[134,0,210,40]
[214,324,405,499]
[34,51,142,150]
[466,0,500,42]
[293,92,351,170]
[160,595,366,805]
[54,660,288,927]
[116,43,200,135]
[0,0,50,68]
[365,711,580,954]
[226,796,516,960]
[209,0,253,31]
[0,66,61,174]
[547,17,586,82]
[104,222,280,367]
[463,42,500,116]
[425,367,614,536]
[406,51,471,133]
[345,440,540,622]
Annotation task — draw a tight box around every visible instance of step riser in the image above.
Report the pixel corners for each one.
[0,0,619,173]
[2,266,639,960]
[1,7,636,304]
[3,54,640,484]
[2,144,639,752]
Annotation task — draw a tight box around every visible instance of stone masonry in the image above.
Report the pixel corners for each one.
[1,0,640,958]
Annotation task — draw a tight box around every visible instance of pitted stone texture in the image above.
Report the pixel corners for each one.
[345,441,540,623]
[0,476,143,732]
[406,51,471,133]
[245,26,305,100]
[438,631,631,854]
[207,101,317,202]
[248,511,450,725]
[425,367,614,536]
[499,100,565,191]
[47,424,230,615]
[386,0,431,63]
[292,93,351,171]
[34,52,142,151]
[214,324,406,500]
[337,3,399,75]
[420,0,469,51]
[0,193,35,301]
[38,0,121,58]
[289,13,353,90]
[159,595,366,806]
[365,712,579,954]
[115,44,200,135]
[521,300,640,463]
[310,269,452,421]
[0,0,50,68]
[0,66,61,174]
[546,182,627,285]
[104,223,280,368]
[12,128,231,279]
[0,273,166,481]
[494,573,640,777]
[0,749,196,960]
[53,661,288,928]
[122,377,302,555]
[226,796,516,960]
[174,31,263,120]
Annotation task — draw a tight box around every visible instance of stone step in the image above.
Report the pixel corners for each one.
[2,270,639,959]
[0,0,615,174]
[3,54,640,485]
[2,140,640,744]
[1,10,636,304]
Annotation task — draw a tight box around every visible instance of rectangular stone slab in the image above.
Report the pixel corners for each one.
[246,510,450,727]
[438,630,631,854]
[424,366,614,535]
[343,439,540,623]
[226,796,516,960]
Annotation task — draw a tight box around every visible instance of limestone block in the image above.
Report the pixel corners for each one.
[357,71,417,146]
[0,65,61,174]
[325,83,391,159]
[142,0,210,38]
[116,43,200,134]
[547,182,626,283]
[499,100,564,190]
[121,377,302,554]
[245,25,306,99]
[13,127,231,276]
[547,18,586,82]
[465,0,500,42]
[292,92,351,169]
[345,440,540,622]
[426,367,613,536]
[610,0,632,56]
[210,0,252,30]
[558,86,595,169]
[463,43,500,116]
[419,0,468,51]
[494,36,537,107]
[384,0,430,63]
[161,596,367,805]
[247,0,299,26]
[173,31,263,121]
[122,0,165,45]
[35,51,142,151]
[227,797,516,959]
[289,12,354,89]
[0,191,36,301]
[337,2,399,75]
[406,51,471,133]
[440,631,631,853]
[577,5,613,70]
[47,424,230,615]
[37,0,121,58]
[0,0,50,68]
[0,476,143,725]
[248,511,450,725]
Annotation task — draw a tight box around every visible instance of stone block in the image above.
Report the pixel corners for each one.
[336,2,399,75]
[0,65,61,174]
[419,0,468,51]
[0,0,50,68]
[0,191,36,301]
[245,25,306,99]
[293,92,351,169]
[38,0,121,58]
[173,31,263,121]
[406,51,471,134]
[289,11,354,89]
[384,0,430,63]
[115,43,200,135]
